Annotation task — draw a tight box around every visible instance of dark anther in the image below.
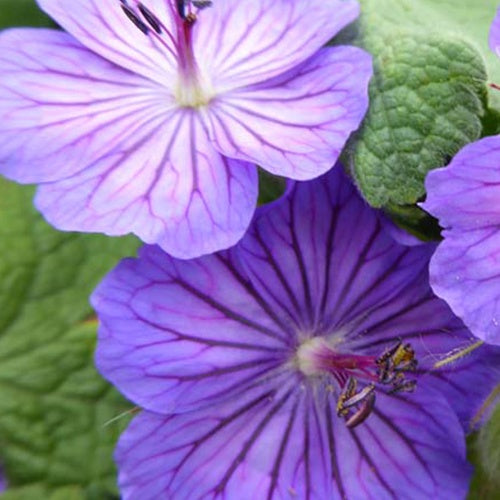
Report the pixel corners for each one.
[376,340,417,393]
[138,3,162,34]
[177,0,186,19]
[193,0,213,9]
[121,4,150,35]
[337,377,376,429]
[345,390,375,428]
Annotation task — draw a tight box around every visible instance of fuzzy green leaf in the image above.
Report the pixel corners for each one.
[340,0,489,207]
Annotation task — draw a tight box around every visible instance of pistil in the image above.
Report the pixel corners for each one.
[174,5,210,107]
[119,0,214,108]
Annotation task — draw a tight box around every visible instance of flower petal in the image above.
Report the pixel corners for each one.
[194,0,360,90]
[0,28,169,183]
[422,135,500,230]
[490,5,500,56]
[336,390,470,500]
[37,0,177,85]
[238,167,434,331]
[421,136,500,344]
[93,245,292,414]
[35,111,257,258]
[428,227,500,345]
[204,47,372,179]
[115,386,470,499]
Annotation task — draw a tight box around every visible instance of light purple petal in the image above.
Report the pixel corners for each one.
[490,5,500,57]
[93,245,292,414]
[35,111,257,258]
[194,0,360,91]
[205,47,372,179]
[422,135,500,230]
[116,387,470,499]
[427,227,500,345]
[239,167,435,331]
[422,136,500,344]
[37,0,177,85]
[0,29,169,183]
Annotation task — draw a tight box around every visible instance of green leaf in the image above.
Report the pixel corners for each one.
[468,399,500,499]
[340,0,489,207]
[0,179,139,497]
[416,0,500,110]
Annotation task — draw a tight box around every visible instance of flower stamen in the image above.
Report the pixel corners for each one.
[336,377,376,428]
[120,1,150,35]
[137,3,162,34]
[296,337,418,428]
[376,340,417,393]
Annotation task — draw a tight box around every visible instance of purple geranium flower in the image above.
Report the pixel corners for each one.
[93,167,500,499]
[420,8,500,345]
[0,0,371,258]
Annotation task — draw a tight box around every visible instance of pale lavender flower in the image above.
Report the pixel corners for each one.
[93,167,500,499]
[0,0,371,258]
[420,8,500,345]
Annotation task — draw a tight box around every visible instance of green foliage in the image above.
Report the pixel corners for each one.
[338,0,490,207]
[1,484,84,500]
[0,178,138,498]
[257,169,287,206]
[0,0,53,28]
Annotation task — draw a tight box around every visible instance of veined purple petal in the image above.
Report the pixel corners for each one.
[35,110,257,258]
[205,47,372,179]
[37,0,177,85]
[0,29,170,183]
[193,0,360,91]
[93,245,291,414]
[338,389,470,500]
[490,5,500,56]
[239,167,434,331]
[116,387,470,499]
[338,264,500,429]
[422,136,500,344]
